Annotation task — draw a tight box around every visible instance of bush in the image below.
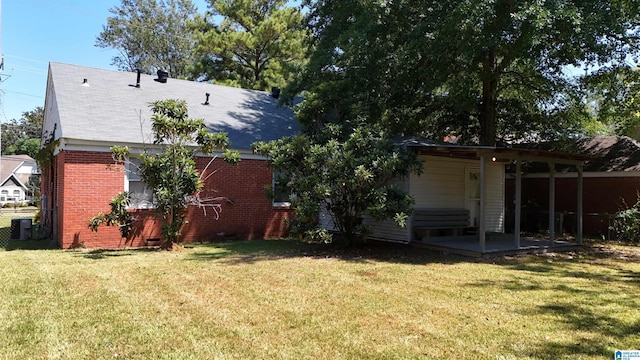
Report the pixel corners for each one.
[611,196,640,243]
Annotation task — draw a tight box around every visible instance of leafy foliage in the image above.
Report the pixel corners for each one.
[93,99,239,247]
[89,192,136,239]
[580,66,640,138]
[611,195,640,243]
[2,106,43,158]
[294,0,640,145]
[254,123,422,244]
[96,0,198,78]
[190,0,308,90]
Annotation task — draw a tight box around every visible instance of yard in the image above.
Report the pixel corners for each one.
[0,239,638,359]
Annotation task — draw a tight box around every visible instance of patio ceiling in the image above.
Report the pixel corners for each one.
[394,137,595,165]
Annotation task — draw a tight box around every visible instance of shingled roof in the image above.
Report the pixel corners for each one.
[44,62,300,150]
[0,155,36,188]
[574,136,640,172]
[515,135,640,173]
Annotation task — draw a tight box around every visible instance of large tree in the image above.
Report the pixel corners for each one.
[2,106,43,158]
[579,66,640,138]
[294,0,640,145]
[190,0,308,90]
[96,0,199,78]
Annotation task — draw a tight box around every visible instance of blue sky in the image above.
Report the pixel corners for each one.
[1,0,208,122]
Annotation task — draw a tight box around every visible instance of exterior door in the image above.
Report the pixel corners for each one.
[465,167,480,227]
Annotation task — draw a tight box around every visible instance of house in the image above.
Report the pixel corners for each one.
[0,154,38,205]
[41,62,300,249]
[506,135,640,239]
[319,137,591,256]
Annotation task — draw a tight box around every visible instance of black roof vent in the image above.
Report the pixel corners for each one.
[203,93,210,105]
[155,69,169,83]
[271,87,281,99]
[129,69,142,88]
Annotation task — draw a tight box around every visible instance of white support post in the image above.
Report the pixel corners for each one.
[548,163,555,245]
[479,155,486,253]
[577,165,583,245]
[514,160,522,248]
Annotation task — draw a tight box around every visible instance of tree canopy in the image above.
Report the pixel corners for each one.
[2,106,43,159]
[96,0,199,78]
[190,0,308,90]
[293,0,640,145]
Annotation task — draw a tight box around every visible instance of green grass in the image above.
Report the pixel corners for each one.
[0,239,638,359]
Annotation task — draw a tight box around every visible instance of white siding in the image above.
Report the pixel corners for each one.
[319,155,506,242]
[410,156,473,208]
[485,161,505,232]
[410,155,505,232]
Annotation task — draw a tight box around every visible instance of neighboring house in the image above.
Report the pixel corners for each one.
[506,135,640,238]
[41,62,300,249]
[0,154,38,205]
[319,137,591,255]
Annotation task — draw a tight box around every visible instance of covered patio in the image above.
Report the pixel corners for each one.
[401,140,593,257]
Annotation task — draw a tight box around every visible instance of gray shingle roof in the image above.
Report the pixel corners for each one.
[47,62,300,150]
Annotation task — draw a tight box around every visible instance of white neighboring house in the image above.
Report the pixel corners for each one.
[0,155,38,205]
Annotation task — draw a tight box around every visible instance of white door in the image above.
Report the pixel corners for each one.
[465,167,480,227]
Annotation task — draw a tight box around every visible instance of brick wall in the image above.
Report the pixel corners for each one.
[43,150,293,248]
[505,176,640,237]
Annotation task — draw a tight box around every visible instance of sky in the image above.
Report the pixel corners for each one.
[1,0,208,123]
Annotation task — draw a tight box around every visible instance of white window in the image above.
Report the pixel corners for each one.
[126,159,154,209]
[272,170,292,206]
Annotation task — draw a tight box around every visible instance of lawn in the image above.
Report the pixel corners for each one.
[0,239,638,359]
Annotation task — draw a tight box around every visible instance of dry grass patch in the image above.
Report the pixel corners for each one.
[0,240,638,359]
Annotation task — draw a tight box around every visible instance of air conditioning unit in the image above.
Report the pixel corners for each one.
[10,218,32,240]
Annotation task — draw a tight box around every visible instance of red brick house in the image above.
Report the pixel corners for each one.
[41,62,299,249]
[506,136,640,238]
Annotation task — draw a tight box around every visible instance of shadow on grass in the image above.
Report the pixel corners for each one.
[3,239,58,251]
[187,238,474,265]
[73,248,162,260]
[467,247,640,358]
[526,303,640,358]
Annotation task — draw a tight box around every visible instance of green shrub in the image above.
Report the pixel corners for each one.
[611,196,640,243]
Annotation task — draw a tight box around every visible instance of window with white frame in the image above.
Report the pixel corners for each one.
[126,159,154,209]
[1,190,7,202]
[272,170,292,206]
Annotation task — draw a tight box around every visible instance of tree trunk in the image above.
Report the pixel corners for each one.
[480,49,499,147]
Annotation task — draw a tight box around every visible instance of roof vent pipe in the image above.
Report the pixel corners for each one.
[271,87,280,99]
[203,93,210,105]
[135,69,141,88]
[155,69,168,83]
[81,78,89,87]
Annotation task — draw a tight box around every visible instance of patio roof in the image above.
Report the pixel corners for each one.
[394,137,591,255]
[393,136,594,165]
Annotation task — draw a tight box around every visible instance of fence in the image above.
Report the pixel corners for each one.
[0,207,51,249]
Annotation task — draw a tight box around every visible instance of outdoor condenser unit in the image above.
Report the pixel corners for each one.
[10,218,32,240]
